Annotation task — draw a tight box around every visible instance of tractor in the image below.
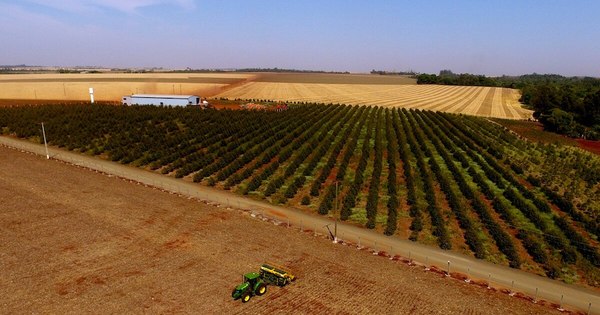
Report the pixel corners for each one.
[232,263,296,303]
[231,272,267,303]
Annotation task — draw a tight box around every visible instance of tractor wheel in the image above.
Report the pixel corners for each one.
[242,293,251,303]
[256,284,267,296]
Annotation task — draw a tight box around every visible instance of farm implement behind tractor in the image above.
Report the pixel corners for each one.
[232,262,296,303]
[259,262,295,286]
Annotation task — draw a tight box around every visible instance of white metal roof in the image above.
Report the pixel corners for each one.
[130,94,198,99]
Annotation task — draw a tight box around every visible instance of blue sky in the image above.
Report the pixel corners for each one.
[1,0,599,76]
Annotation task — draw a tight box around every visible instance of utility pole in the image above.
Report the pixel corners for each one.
[334,181,338,243]
[41,122,49,159]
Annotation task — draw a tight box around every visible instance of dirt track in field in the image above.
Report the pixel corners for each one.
[0,145,566,314]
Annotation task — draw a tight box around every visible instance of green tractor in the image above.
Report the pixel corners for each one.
[231,272,267,303]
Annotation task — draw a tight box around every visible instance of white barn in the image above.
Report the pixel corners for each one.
[122,94,201,106]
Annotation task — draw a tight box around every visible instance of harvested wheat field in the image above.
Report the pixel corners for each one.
[0,145,559,314]
[0,73,255,101]
[0,72,531,119]
[216,81,531,119]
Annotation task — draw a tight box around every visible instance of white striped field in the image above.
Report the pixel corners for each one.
[216,82,532,119]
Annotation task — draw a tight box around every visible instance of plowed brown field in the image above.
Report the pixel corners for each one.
[0,145,559,314]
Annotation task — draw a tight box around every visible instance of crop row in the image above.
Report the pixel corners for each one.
[0,103,598,285]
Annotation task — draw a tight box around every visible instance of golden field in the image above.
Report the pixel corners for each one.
[0,73,255,101]
[216,82,531,119]
[0,72,532,119]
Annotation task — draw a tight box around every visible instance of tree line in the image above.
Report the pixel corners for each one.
[417,70,600,139]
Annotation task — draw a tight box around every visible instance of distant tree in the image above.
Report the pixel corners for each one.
[583,89,600,126]
[540,108,578,136]
[531,84,561,112]
[301,195,310,205]
[416,74,439,84]
[439,69,456,77]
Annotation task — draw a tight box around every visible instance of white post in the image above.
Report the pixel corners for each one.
[334,181,338,243]
[89,87,94,104]
[465,266,471,283]
[558,294,564,311]
[41,122,49,159]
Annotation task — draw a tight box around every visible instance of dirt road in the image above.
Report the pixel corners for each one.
[1,136,598,314]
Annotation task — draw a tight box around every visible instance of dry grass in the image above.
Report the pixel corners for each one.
[0,73,254,101]
[255,73,417,84]
[217,82,532,119]
[0,72,531,119]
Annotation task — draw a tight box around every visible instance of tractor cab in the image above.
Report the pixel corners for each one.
[243,272,260,287]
